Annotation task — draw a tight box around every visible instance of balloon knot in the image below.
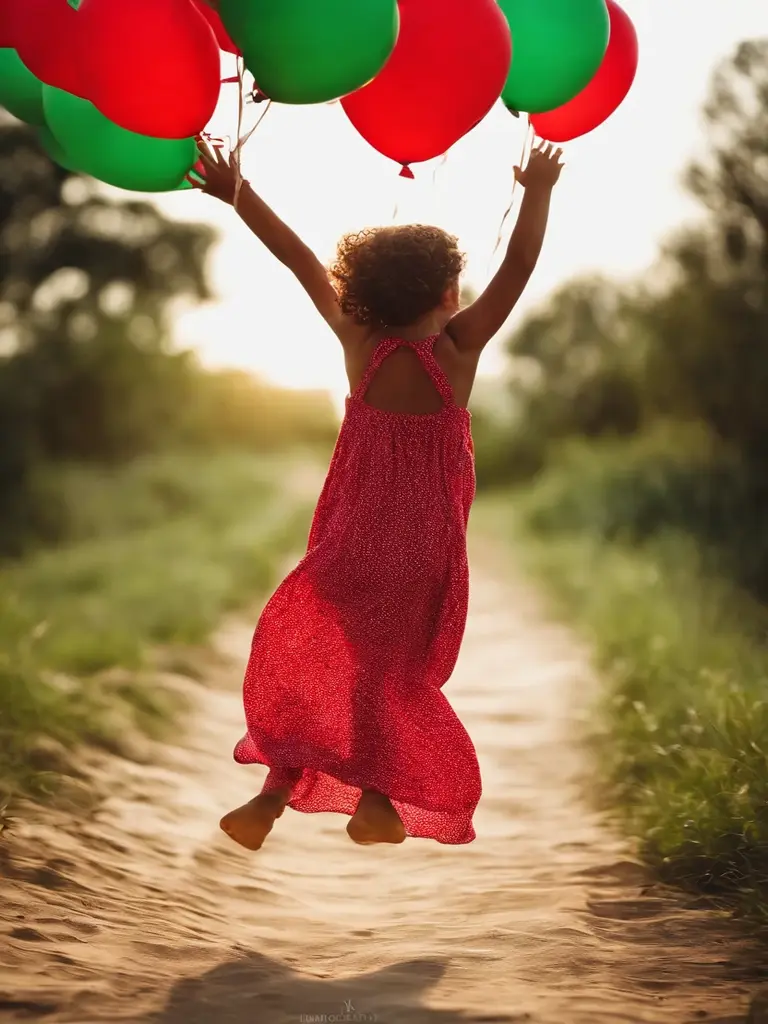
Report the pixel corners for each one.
[506,106,521,118]
[251,89,268,104]
[399,164,415,179]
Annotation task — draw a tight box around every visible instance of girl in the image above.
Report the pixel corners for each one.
[193,138,563,849]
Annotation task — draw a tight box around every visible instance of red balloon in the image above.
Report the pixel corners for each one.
[0,0,18,48]
[190,0,240,55]
[78,0,221,139]
[342,0,511,175]
[13,0,92,98]
[530,0,638,143]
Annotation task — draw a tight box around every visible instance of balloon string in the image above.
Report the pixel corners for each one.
[391,151,449,223]
[492,116,534,260]
[232,56,271,212]
[432,152,449,187]
[232,55,246,211]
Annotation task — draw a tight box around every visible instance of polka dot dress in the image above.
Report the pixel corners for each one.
[234,335,481,845]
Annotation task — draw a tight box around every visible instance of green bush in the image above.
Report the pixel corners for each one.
[0,451,318,810]
[471,408,546,490]
[520,428,768,601]
[508,519,768,915]
[486,428,768,918]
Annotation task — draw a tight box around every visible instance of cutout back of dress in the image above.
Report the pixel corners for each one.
[351,335,456,416]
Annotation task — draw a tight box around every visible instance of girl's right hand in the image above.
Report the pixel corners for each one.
[514,142,564,191]
[192,139,246,205]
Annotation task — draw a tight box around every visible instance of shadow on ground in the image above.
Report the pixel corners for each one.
[147,954,521,1024]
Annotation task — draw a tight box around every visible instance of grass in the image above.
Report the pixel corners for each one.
[477,434,768,922]
[0,450,320,811]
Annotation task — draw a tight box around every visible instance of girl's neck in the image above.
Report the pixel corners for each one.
[383,311,447,342]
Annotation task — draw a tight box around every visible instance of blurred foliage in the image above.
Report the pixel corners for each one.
[0,119,337,556]
[479,39,768,919]
[519,426,768,603]
[0,118,336,809]
[639,40,768,459]
[481,487,768,919]
[475,39,768,503]
[506,274,645,441]
[0,451,318,808]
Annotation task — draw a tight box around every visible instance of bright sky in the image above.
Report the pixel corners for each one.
[150,1,766,413]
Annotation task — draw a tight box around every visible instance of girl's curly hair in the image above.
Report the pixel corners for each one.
[329,224,466,328]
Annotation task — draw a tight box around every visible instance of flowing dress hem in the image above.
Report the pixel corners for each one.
[234,741,478,845]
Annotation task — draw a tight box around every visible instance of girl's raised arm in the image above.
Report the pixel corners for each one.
[448,142,564,354]
[193,141,367,347]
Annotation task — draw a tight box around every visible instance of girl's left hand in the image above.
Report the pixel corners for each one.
[514,142,565,191]
[191,139,244,205]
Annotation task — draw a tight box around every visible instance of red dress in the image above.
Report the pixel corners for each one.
[234,334,481,844]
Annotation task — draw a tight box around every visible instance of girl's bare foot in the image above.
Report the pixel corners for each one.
[347,790,406,846]
[220,786,291,851]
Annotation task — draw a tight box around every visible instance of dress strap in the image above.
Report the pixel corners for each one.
[414,335,456,407]
[351,334,456,407]
[350,336,399,401]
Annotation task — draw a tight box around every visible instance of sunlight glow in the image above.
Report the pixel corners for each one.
[148,2,765,415]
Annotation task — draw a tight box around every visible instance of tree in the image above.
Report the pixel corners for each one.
[0,119,215,549]
[498,39,768,466]
[642,40,768,459]
[503,274,643,441]
[0,120,215,454]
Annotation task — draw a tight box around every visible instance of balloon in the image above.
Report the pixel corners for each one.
[40,121,202,190]
[530,0,638,142]
[497,0,610,114]
[218,0,399,104]
[37,125,80,172]
[78,0,221,139]
[0,0,18,48]
[0,48,45,125]
[43,86,199,192]
[190,0,239,54]
[175,157,206,190]
[341,0,511,175]
[13,0,91,98]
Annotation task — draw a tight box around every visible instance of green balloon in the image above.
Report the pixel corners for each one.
[218,0,399,105]
[174,173,202,191]
[0,49,45,126]
[37,126,80,172]
[38,127,198,193]
[42,86,199,193]
[498,0,610,114]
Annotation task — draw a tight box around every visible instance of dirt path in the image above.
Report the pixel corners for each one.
[0,534,763,1023]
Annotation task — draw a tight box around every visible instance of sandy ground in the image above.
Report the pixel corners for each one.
[0,533,765,1024]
